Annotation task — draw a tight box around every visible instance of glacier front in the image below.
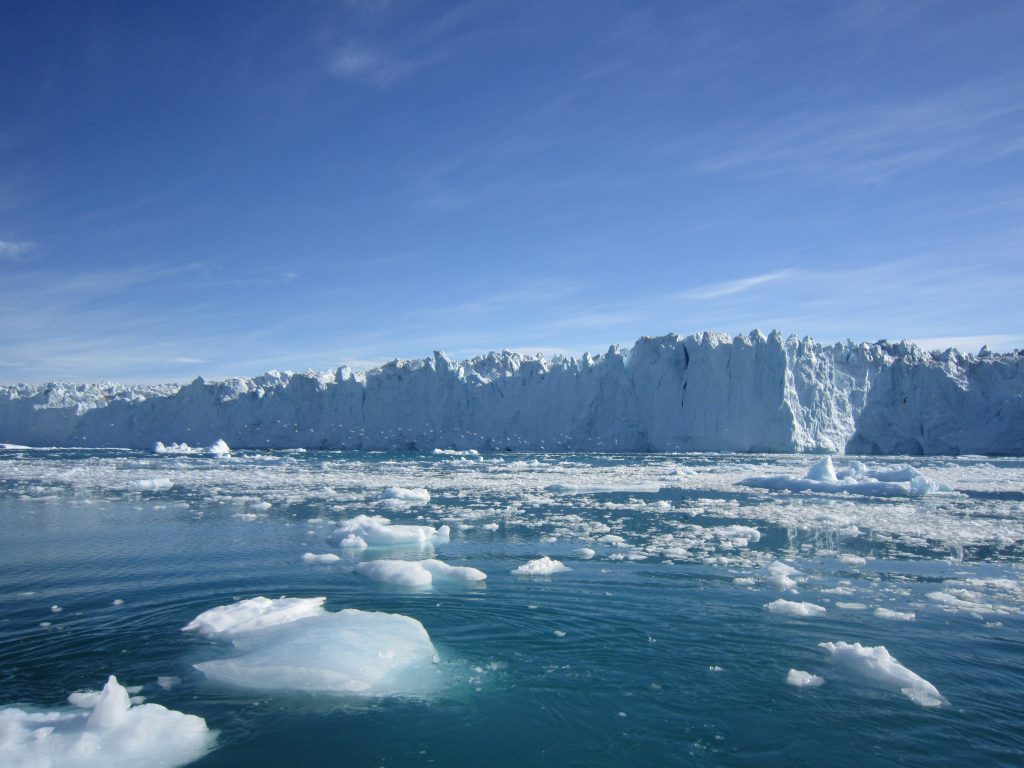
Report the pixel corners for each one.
[1,331,1021,455]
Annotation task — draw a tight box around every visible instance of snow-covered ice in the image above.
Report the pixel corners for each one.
[0,675,215,768]
[4,331,1022,455]
[182,596,326,637]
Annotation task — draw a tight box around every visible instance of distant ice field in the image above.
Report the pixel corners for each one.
[1,448,1022,766]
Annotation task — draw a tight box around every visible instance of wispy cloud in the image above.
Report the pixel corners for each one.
[678,269,799,300]
[698,77,1024,184]
[0,239,37,262]
[328,43,410,85]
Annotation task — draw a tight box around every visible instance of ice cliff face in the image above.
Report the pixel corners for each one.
[1,331,1021,455]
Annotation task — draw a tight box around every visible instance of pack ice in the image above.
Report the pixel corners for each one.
[2,331,1022,454]
[183,597,442,697]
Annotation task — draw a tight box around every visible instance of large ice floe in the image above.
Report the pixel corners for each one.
[3,331,1023,455]
[741,456,955,498]
[0,675,215,768]
[819,641,943,707]
[183,597,441,697]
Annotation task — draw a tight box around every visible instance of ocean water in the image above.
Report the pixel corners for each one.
[1,448,1023,767]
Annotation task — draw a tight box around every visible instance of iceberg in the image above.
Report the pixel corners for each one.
[2,331,1021,455]
[741,457,955,498]
[329,515,450,548]
[0,675,215,768]
[183,597,441,697]
[354,559,486,587]
[819,641,943,707]
[512,556,571,576]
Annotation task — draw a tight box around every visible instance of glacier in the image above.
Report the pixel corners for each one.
[1,330,1022,455]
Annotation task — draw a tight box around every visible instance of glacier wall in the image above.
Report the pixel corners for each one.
[1,331,1022,455]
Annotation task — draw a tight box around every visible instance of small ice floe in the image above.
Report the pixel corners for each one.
[764,599,826,617]
[819,641,943,707]
[553,630,567,638]
[354,559,486,587]
[329,515,449,548]
[183,597,441,697]
[835,602,868,611]
[874,607,915,621]
[740,456,955,498]
[131,478,174,491]
[481,522,500,531]
[432,448,479,456]
[302,552,341,564]
[764,561,801,590]
[380,487,431,504]
[153,439,230,456]
[0,675,215,768]
[837,554,868,566]
[512,556,571,576]
[112,598,125,606]
[578,547,596,560]
[786,669,825,688]
[182,596,327,637]
[926,589,1007,615]
[50,605,62,613]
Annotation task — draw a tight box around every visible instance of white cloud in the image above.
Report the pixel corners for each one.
[328,44,409,85]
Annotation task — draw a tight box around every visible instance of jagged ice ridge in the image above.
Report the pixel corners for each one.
[1,331,1022,455]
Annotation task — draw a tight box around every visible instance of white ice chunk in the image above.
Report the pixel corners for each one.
[302,552,341,564]
[786,669,825,688]
[0,675,215,768]
[578,547,596,559]
[819,641,942,707]
[330,515,449,548]
[132,478,173,491]
[805,456,838,482]
[380,487,431,504]
[765,599,826,617]
[765,560,800,590]
[354,559,486,587]
[512,556,571,576]
[874,607,916,621]
[191,606,440,697]
[182,596,326,637]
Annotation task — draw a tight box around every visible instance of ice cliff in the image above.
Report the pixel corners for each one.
[1,331,1022,455]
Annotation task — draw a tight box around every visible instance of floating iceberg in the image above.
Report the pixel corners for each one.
[819,641,943,707]
[786,669,825,688]
[380,487,431,504]
[153,439,230,456]
[329,515,450,548]
[764,599,826,617]
[0,675,215,768]
[184,597,441,697]
[512,556,571,576]
[741,457,955,498]
[354,559,486,587]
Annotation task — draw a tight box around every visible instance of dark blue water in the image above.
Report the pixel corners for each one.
[1,448,1022,766]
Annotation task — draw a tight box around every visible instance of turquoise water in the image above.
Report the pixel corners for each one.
[1,448,1023,766]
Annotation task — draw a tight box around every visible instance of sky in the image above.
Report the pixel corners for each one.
[2,0,1023,383]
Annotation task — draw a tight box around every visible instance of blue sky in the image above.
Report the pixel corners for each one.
[2,0,1023,382]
